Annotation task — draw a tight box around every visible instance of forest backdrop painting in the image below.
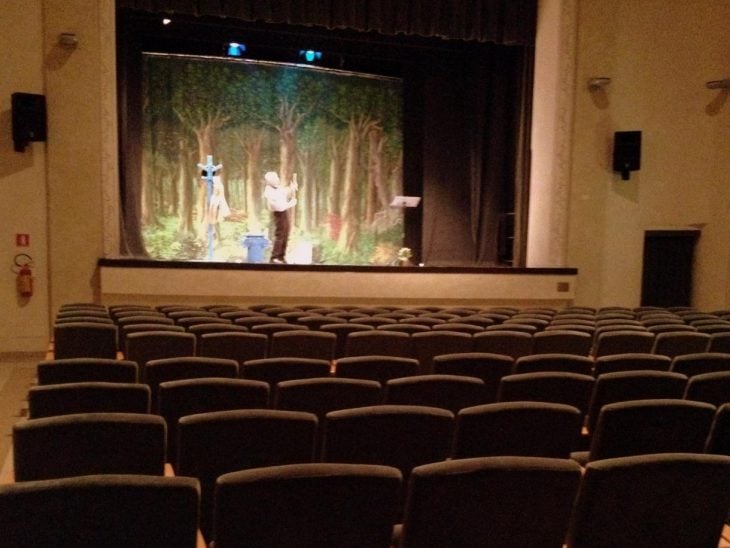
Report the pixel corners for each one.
[140,53,404,265]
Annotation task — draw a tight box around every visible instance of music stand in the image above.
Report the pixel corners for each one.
[390,196,421,208]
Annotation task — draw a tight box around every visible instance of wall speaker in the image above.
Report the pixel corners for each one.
[12,92,47,152]
[612,130,641,180]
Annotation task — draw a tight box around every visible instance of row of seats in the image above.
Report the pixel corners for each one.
[10,403,730,545]
[4,453,730,547]
[52,302,730,362]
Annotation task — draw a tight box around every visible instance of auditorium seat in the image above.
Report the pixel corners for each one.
[240,357,332,389]
[319,322,374,358]
[0,474,201,548]
[384,374,486,413]
[566,453,730,548]
[143,356,239,411]
[684,371,730,407]
[344,330,413,358]
[212,463,401,548]
[322,404,454,507]
[410,330,474,374]
[531,329,593,356]
[27,381,151,418]
[572,399,715,466]
[13,412,167,481]
[125,331,196,371]
[334,355,420,384]
[706,403,730,455]
[452,401,582,459]
[177,408,317,541]
[197,331,268,364]
[37,358,139,385]
[592,329,655,357]
[497,372,595,424]
[592,352,672,376]
[583,370,688,437]
[670,352,730,377]
[268,330,337,360]
[513,354,593,375]
[472,330,534,359]
[158,377,270,466]
[399,456,581,548]
[652,331,712,357]
[53,321,118,360]
[432,352,514,403]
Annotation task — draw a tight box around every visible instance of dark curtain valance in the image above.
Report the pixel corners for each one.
[116,0,536,45]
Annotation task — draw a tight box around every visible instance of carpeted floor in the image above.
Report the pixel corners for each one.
[0,355,39,479]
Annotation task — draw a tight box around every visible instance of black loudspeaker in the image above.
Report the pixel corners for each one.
[612,130,641,180]
[12,92,47,152]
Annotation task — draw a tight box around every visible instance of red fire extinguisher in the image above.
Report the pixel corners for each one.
[14,254,33,298]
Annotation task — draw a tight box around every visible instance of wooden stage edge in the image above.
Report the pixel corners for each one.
[98,258,578,309]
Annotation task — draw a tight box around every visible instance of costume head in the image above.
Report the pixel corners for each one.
[264,171,280,187]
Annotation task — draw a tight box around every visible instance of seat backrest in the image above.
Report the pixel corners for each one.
[566,453,730,548]
[28,381,151,418]
[592,330,655,357]
[670,352,730,377]
[334,355,420,384]
[587,399,716,462]
[410,331,474,374]
[213,463,401,548]
[344,330,413,358]
[13,412,167,481]
[585,370,688,434]
[177,408,317,540]
[432,352,514,403]
[708,332,730,353]
[37,358,138,385]
[322,404,454,483]
[53,322,118,359]
[400,456,582,548]
[472,330,534,359]
[319,323,374,358]
[144,356,239,411]
[652,331,711,358]
[592,352,671,376]
[268,330,337,360]
[497,372,595,420]
[531,330,593,356]
[706,403,730,455]
[0,474,201,548]
[453,401,582,459]
[513,353,593,375]
[274,377,382,420]
[240,357,332,388]
[158,377,270,466]
[197,331,268,364]
[685,371,730,407]
[384,374,486,413]
[125,331,196,369]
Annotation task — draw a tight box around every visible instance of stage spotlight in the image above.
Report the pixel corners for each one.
[298,49,323,63]
[226,42,246,57]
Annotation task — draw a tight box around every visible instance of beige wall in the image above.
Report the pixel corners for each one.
[2,0,730,352]
[0,0,49,352]
[563,0,730,308]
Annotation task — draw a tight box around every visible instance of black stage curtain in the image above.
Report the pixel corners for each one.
[116,0,536,266]
[116,0,536,45]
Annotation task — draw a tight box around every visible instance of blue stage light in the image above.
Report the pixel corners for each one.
[227,43,246,57]
[298,49,323,63]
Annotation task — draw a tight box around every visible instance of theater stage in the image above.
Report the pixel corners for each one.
[98,258,577,310]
